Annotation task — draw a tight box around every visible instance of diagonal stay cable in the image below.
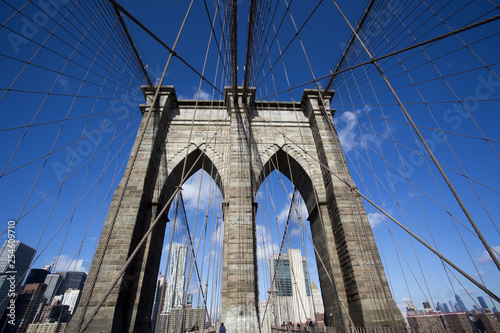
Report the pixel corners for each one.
[112,4,152,86]
[331,0,500,271]
[323,12,500,91]
[108,0,223,95]
[252,111,500,303]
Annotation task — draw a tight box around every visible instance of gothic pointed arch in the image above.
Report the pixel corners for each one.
[257,145,316,216]
[158,147,224,212]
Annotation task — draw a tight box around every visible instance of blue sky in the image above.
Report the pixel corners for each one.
[1,0,499,317]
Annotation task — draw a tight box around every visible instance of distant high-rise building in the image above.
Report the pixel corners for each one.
[52,295,63,305]
[455,295,467,312]
[269,249,315,324]
[151,275,165,332]
[156,304,206,333]
[310,281,324,315]
[473,312,500,332]
[406,302,417,312]
[61,289,81,314]
[25,268,50,285]
[436,302,445,313]
[164,244,188,313]
[449,300,457,312]
[407,313,445,331]
[0,241,36,320]
[26,322,67,333]
[259,301,272,333]
[440,313,474,332]
[14,283,47,333]
[55,271,87,296]
[38,303,71,323]
[477,296,489,311]
[407,312,473,332]
[423,301,432,313]
[443,303,450,313]
[44,274,63,305]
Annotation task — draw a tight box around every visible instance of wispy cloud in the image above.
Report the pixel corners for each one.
[335,105,392,153]
[57,76,70,90]
[50,254,89,273]
[211,219,224,247]
[476,245,500,264]
[274,191,308,225]
[257,224,278,261]
[181,170,220,210]
[396,297,412,310]
[367,211,385,228]
[474,270,484,278]
[179,87,211,100]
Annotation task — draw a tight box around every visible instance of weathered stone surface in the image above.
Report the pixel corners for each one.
[67,86,403,332]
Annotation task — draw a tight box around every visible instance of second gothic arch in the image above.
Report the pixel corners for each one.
[257,145,318,216]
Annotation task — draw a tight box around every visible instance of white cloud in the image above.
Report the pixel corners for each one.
[50,254,88,273]
[57,76,70,90]
[336,111,358,153]
[408,191,422,199]
[476,246,500,264]
[276,205,288,225]
[276,191,308,225]
[396,297,413,310]
[210,219,224,248]
[181,170,220,210]
[198,89,211,100]
[178,88,211,100]
[256,224,279,261]
[334,105,392,153]
[367,211,385,228]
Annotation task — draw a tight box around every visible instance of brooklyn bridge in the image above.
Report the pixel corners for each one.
[0,0,499,332]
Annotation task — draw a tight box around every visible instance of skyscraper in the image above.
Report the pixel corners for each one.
[449,301,456,312]
[151,275,165,333]
[14,283,47,333]
[477,296,489,311]
[0,241,36,320]
[25,268,49,285]
[311,281,324,316]
[443,303,450,313]
[61,289,81,314]
[55,271,87,296]
[44,274,63,305]
[455,295,467,312]
[269,249,315,324]
[164,244,188,313]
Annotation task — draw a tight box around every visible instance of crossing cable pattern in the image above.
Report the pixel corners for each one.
[1,0,500,330]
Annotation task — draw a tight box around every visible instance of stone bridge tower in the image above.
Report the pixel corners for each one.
[68,86,404,332]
